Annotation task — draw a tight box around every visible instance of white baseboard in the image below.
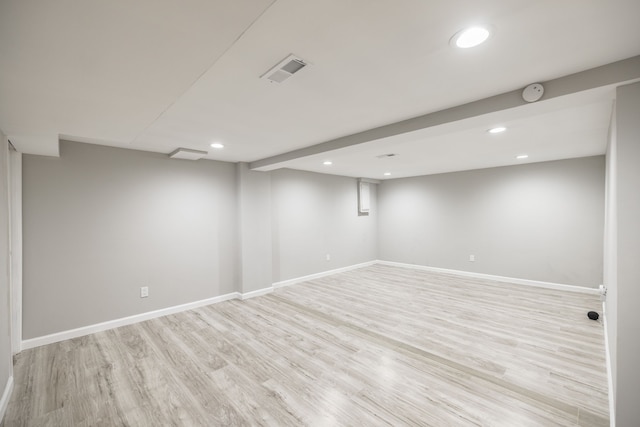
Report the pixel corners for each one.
[376,260,600,295]
[0,376,14,424]
[272,260,377,289]
[240,287,273,300]
[21,259,593,353]
[602,301,616,427]
[21,292,241,350]
[20,261,379,351]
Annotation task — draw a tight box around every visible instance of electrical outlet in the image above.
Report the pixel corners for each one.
[140,286,149,298]
[326,253,331,261]
[469,254,475,262]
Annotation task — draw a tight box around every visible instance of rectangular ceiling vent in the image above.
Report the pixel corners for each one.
[169,148,207,160]
[261,54,309,83]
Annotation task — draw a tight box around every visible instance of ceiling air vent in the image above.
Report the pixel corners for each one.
[261,54,309,83]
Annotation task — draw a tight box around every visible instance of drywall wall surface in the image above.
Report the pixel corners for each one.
[22,141,238,339]
[0,131,12,419]
[236,163,272,293]
[8,149,21,355]
[378,156,605,287]
[614,81,640,426]
[603,104,618,407]
[271,169,377,282]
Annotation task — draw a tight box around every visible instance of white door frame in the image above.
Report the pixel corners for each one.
[7,143,22,355]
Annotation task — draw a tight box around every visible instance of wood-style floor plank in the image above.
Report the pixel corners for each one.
[2,265,609,426]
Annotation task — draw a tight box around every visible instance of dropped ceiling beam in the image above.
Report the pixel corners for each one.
[250,55,640,171]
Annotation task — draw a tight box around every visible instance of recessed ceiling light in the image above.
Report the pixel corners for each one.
[323,161,333,166]
[451,26,491,48]
[488,126,507,134]
[384,172,391,176]
[210,143,224,149]
[516,154,529,159]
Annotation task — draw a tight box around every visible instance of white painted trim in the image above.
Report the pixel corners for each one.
[0,376,13,424]
[241,287,273,300]
[602,302,616,427]
[20,283,296,351]
[376,260,600,295]
[272,260,377,289]
[21,292,241,350]
[19,259,599,352]
[19,261,379,350]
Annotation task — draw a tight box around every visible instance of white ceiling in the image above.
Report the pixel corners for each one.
[1,0,639,178]
[282,88,616,179]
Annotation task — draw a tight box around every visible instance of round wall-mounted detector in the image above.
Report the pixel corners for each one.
[522,83,544,103]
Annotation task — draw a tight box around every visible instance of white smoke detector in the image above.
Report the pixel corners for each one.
[261,54,309,83]
[522,83,544,102]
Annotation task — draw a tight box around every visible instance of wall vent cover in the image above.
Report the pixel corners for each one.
[261,54,309,83]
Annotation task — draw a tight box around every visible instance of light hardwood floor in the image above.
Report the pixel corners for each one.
[3,265,609,426]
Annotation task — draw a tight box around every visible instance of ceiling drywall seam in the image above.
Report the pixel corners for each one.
[129,0,279,146]
[250,55,640,171]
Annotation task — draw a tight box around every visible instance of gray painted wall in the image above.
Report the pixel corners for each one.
[0,131,12,418]
[612,81,640,426]
[236,163,272,293]
[22,141,238,339]
[378,157,605,287]
[271,169,377,282]
[20,140,610,360]
[21,144,382,339]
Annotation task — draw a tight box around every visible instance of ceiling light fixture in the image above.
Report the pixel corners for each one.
[488,126,506,134]
[210,143,224,149]
[516,154,529,159]
[451,26,491,48]
[323,161,333,166]
[384,172,391,176]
